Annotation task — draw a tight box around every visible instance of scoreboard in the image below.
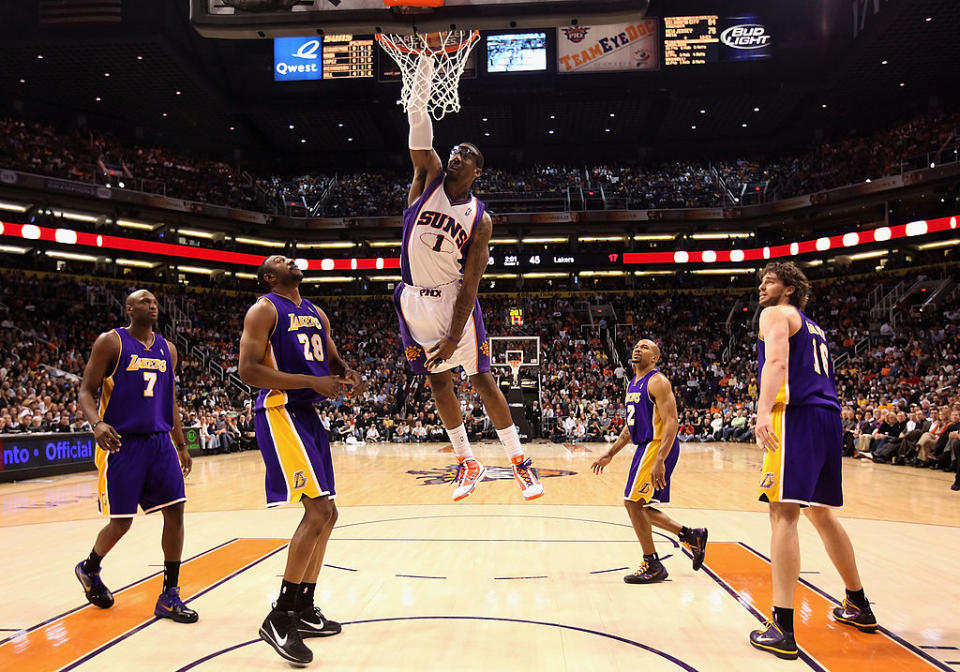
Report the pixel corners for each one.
[322,34,374,79]
[663,15,719,66]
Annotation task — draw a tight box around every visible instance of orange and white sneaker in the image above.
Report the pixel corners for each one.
[511,457,544,500]
[452,457,486,502]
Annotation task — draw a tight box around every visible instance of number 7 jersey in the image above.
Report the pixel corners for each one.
[99,327,174,434]
[757,307,840,410]
[254,293,331,411]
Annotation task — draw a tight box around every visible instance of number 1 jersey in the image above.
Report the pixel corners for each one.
[100,328,174,434]
[401,172,486,289]
[757,308,840,410]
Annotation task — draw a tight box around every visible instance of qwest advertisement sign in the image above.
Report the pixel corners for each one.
[558,19,659,73]
[274,37,323,82]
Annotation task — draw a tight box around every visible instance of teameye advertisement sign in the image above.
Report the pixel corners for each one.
[558,19,659,73]
[274,37,323,81]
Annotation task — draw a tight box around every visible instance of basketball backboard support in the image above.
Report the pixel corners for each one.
[190,0,649,39]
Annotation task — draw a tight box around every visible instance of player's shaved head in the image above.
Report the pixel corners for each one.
[125,289,155,307]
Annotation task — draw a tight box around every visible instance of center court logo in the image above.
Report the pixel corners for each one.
[408,464,576,486]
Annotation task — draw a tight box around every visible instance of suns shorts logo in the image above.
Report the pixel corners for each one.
[293,470,307,489]
[405,345,423,362]
[480,339,490,356]
[760,472,775,489]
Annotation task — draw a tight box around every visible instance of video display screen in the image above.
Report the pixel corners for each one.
[486,32,548,73]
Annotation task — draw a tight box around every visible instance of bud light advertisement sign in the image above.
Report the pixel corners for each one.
[274,37,323,81]
[719,16,772,62]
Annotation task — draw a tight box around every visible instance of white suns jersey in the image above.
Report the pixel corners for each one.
[400,172,487,289]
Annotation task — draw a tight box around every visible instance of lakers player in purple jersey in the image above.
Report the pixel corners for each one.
[750,262,877,660]
[396,37,542,502]
[591,339,707,583]
[239,255,362,666]
[74,289,197,623]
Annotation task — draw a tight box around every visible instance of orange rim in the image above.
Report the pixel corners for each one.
[376,30,479,57]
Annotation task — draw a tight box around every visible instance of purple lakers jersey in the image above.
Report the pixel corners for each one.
[255,293,331,411]
[625,370,679,451]
[100,328,173,434]
[758,308,840,410]
[401,172,486,288]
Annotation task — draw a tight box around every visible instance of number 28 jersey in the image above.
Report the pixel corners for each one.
[757,308,840,411]
[254,293,330,411]
[401,172,486,289]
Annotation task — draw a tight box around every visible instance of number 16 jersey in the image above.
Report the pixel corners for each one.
[757,307,840,411]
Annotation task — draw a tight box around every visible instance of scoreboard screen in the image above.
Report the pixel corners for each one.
[663,15,719,66]
[664,15,772,65]
[509,308,524,326]
[322,34,374,79]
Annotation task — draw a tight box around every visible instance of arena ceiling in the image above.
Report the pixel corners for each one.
[0,0,958,172]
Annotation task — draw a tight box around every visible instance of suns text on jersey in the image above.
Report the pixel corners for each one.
[415,210,470,249]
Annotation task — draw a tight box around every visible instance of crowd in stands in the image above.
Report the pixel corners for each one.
[1,107,957,216]
[2,266,958,487]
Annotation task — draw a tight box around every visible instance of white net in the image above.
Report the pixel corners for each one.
[375,30,480,121]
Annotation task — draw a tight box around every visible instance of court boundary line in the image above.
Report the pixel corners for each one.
[0,537,238,646]
[736,541,954,672]
[58,539,290,672]
[172,616,701,672]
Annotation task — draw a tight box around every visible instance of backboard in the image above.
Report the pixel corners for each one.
[190,0,649,39]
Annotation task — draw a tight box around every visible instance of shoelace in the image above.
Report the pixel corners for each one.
[452,461,465,487]
[634,561,650,576]
[514,458,536,485]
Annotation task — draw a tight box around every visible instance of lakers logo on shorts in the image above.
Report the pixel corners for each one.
[760,472,775,489]
[639,483,652,495]
[293,470,307,490]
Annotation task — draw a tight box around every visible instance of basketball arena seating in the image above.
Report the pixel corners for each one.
[2,107,957,216]
[1,268,957,471]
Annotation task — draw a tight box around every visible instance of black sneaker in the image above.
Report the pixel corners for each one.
[680,527,708,571]
[749,620,799,660]
[297,605,342,638]
[259,609,313,667]
[154,587,199,623]
[832,598,878,633]
[951,480,960,492]
[623,560,668,584]
[75,561,114,609]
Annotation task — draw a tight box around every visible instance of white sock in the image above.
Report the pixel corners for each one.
[496,425,524,462]
[446,424,473,460]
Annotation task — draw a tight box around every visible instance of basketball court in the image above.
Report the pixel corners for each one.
[1,441,958,671]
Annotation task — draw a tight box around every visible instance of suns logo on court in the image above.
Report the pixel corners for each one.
[562,27,590,43]
[405,345,423,362]
[760,472,775,489]
[408,464,576,486]
[293,470,307,489]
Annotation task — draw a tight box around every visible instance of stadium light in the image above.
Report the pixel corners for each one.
[50,209,99,223]
[178,228,217,239]
[233,236,284,247]
[177,265,217,274]
[578,236,625,242]
[848,251,887,261]
[486,273,520,279]
[369,241,401,247]
[116,258,160,268]
[523,272,568,278]
[0,201,30,212]
[633,271,674,276]
[302,276,356,283]
[691,268,756,275]
[367,275,403,281]
[917,238,960,250]
[521,237,567,244]
[489,238,519,245]
[0,245,29,254]
[579,271,625,277]
[690,232,751,240]
[633,234,676,241]
[117,218,161,230]
[46,251,103,262]
[235,272,258,280]
[298,241,356,249]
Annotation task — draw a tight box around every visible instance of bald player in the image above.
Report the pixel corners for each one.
[592,339,708,584]
[75,289,197,623]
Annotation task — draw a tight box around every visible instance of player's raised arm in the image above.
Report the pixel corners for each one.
[238,298,347,397]
[78,330,122,451]
[425,212,491,370]
[408,49,443,206]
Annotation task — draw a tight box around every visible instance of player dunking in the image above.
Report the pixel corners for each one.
[74,290,197,624]
[750,262,877,660]
[239,255,362,666]
[591,339,707,583]
[394,42,542,501]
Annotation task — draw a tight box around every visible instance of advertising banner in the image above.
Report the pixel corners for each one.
[558,19,658,73]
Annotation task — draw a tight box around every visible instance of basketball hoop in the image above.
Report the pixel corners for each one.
[384,0,444,14]
[375,28,480,120]
[507,357,523,385]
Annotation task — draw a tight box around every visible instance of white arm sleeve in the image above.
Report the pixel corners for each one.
[408,54,435,150]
